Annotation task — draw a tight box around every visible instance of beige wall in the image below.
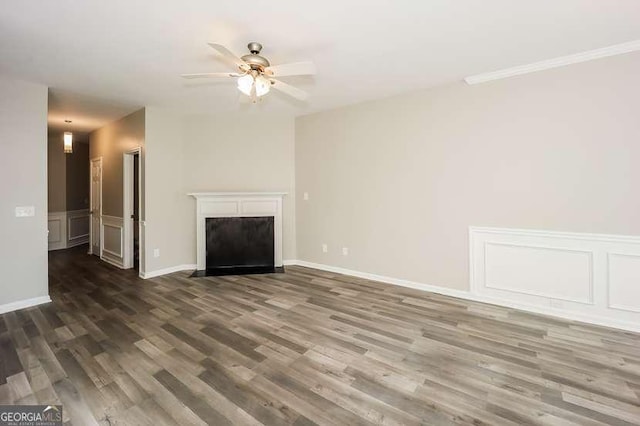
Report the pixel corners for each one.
[295,52,640,291]
[47,133,90,213]
[143,109,296,273]
[182,113,296,260]
[90,109,145,217]
[0,75,48,306]
[144,107,190,272]
[47,135,66,212]
[66,141,90,211]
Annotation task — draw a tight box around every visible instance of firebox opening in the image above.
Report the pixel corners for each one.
[199,216,277,276]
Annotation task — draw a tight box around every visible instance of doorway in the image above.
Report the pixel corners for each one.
[133,153,139,269]
[89,157,102,256]
[123,148,142,272]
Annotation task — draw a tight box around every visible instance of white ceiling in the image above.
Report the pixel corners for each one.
[1,0,640,132]
[48,89,141,133]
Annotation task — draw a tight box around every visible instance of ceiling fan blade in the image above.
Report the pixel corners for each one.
[207,42,249,71]
[181,72,240,79]
[270,79,308,101]
[265,61,316,77]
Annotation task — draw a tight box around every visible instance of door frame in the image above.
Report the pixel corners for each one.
[89,157,103,256]
[123,147,142,271]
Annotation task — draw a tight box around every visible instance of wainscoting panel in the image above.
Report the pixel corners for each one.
[48,212,66,251]
[67,209,90,248]
[48,210,90,251]
[101,215,124,268]
[470,227,640,331]
[608,253,640,313]
[48,217,62,242]
[484,242,593,304]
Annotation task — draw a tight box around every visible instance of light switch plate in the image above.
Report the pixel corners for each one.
[303,192,309,201]
[153,249,160,258]
[15,206,35,217]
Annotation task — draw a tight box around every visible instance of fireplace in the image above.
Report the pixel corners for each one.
[189,192,286,276]
[205,216,275,274]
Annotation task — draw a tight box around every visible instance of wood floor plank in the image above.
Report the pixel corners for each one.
[153,369,233,426]
[0,245,639,425]
[199,357,302,425]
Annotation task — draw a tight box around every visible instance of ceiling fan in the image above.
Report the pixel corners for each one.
[181,42,315,103]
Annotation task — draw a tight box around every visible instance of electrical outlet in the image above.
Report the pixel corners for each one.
[342,247,349,256]
[322,244,328,253]
[303,192,309,201]
[153,248,160,258]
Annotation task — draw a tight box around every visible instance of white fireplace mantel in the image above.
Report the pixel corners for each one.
[188,192,287,270]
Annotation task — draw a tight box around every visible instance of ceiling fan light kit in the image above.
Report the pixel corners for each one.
[182,42,315,103]
[237,70,271,98]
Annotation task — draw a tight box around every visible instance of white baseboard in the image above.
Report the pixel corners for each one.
[290,260,470,300]
[67,236,89,248]
[101,255,125,270]
[0,296,52,315]
[141,264,197,279]
[288,259,640,333]
[464,293,640,333]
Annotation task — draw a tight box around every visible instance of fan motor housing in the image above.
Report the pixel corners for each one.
[241,42,270,69]
[241,54,270,69]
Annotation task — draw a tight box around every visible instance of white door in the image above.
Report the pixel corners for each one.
[90,158,102,256]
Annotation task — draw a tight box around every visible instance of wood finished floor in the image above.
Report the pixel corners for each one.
[1,246,640,425]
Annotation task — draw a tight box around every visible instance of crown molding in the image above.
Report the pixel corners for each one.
[465,39,640,85]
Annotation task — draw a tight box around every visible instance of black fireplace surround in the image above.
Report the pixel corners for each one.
[192,216,281,276]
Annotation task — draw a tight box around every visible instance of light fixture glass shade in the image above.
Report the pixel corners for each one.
[237,74,254,96]
[255,75,271,97]
[63,132,73,154]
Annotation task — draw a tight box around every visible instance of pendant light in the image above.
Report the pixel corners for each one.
[63,120,73,154]
[63,132,73,154]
